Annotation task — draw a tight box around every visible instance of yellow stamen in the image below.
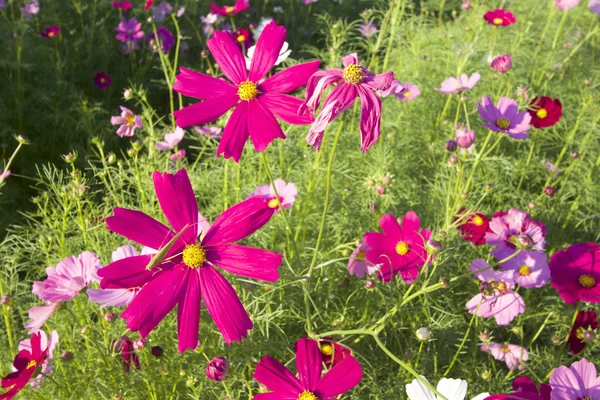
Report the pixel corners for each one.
[403,91,411,98]
[238,81,259,101]
[48,32,55,38]
[576,327,586,340]
[518,265,531,276]
[237,35,245,42]
[472,216,484,226]
[298,391,318,400]
[268,198,280,209]
[125,114,136,127]
[182,244,206,268]
[496,118,511,129]
[396,242,409,256]
[497,282,507,292]
[26,360,37,369]
[493,17,504,25]
[355,251,366,261]
[342,64,364,84]
[320,343,333,356]
[579,274,596,288]
[536,108,548,119]
[500,345,510,353]
[225,6,235,13]
[100,77,106,83]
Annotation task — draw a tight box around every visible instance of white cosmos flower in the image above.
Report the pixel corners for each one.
[406,377,489,400]
[245,41,291,70]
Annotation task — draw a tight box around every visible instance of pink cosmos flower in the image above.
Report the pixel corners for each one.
[501,250,550,288]
[485,209,546,259]
[435,72,480,94]
[152,2,172,22]
[555,0,580,9]
[347,242,380,278]
[40,26,60,38]
[173,21,319,162]
[94,72,111,90]
[98,170,283,352]
[253,338,363,399]
[567,310,598,355]
[20,0,39,19]
[170,149,186,161]
[485,376,552,400]
[484,9,516,26]
[591,0,600,14]
[399,82,420,101]
[548,242,600,304]
[155,127,185,150]
[17,330,59,390]
[194,125,222,139]
[115,18,144,52]
[481,342,528,371]
[87,245,142,308]
[462,0,471,9]
[110,106,143,137]
[455,125,476,150]
[549,358,600,399]
[376,79,404,98]
[467,259,524,326]
[478,96,531,139]
[491,54,512,73]
[111,1,132,9]
[249,179,297,210]
[114,336,140,373]
[210,0,249,16]
[148,26,175,53]
[300,53,394,153]
[363,212,431,283]
[359,22,377,38]
[145,0,154,11]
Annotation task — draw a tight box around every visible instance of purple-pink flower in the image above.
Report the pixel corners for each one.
[170,149,186,161]
[156,127,185,150]
[555,0,580,9]
[359,22,377,38]
[300,53,394,153]
[148,26,175,53]
[591,0,600,14]
[455,125,476,150]
[249,179,297,211]
[347,242,379,278]
[194,125,222,139]
[40,26,60,38]
[481,342,528,371]
[115,18,145,52]
[399,82,420,101]
[435,72,480,94]
[110,106,143,137]
[18,330,59,390]
[501,250,550,288]
[549,358,600,399]
[152,2,172,21]
[20,0,39,19]
[477,96,532,139]
[490,54,512,73]
[485,208,546,259]
[94,72,111,90]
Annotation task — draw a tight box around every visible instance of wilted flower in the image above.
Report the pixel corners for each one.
[206,357,229,382]
[110,106,143,137]
[114,336,140,373]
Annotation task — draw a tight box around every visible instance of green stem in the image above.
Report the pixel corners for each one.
[552,11,568,50]
[516,130,537,191]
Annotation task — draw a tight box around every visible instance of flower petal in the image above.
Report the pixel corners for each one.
[206,31,248,84]
[247,99,286,152]
[249,21,286,82]
[106,208,177,251]
[98,255,162,289]
[216,102,250,162]
[299,69,343,115]
[295,338,323,391]
[314,355,363,397]
[173,67,238,99]
[173,94,239,128]
[260,60,321,94]
[177,269,201,353]
[253,355,303,396]
[356,85,382,152]
[379,214,402,242]
[259,93,314,125]
[206,244,281,282]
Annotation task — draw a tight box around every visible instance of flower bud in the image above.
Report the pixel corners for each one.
[528,201,537,209]
[123,88,132,100]
[61,351,73,361]
[570,151,580,159]
[375,186,385,195]
[104,312,115,322]
[512,327,522,336]
[16,134,29,144]
[485,184,494,191]
[461,192,468,199]
[364,279,376,289]
[127,149,137,157]
[415,327,431,342]
[551,335,560,344]
[440,278,450,288]
[62,152,77,163]
[132,140,143,151]
[382,176,392,185]
[479,331,490,341]
[544,186,556,197]
[366,178,375,187]
[445,140,457,152]
[437,230,446,238]
[151,346,164,358]
[448,155,459,165]
[426,239,442,253]
[517,234,534,249]
[114,394,123,400]
[481,370,491,381]
[80,326,89,335]
[133,338,145,350]
[1,295,10,305]
[206,356,229,382]
[583,330,596,342]
[107,152,117,164]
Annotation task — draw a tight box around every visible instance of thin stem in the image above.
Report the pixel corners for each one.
[552,11,568,50]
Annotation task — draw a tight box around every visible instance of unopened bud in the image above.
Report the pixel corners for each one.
[551,335,560,344]
[415,327,431,342]
[440,278,450,288]
[366,178,375,187]
[480,332,490,341]
[16,134,29,144]
[570,151,580,159]
[104,312,115,322]
[481,370,491,381]
[107,152,117,164]
[583,330,596,342]
[544,186,556,197]
[426,239,442,253]
[448,155,459,165]
[382,176,392,185]
[63,152,77,163]
[206,356,229,382]
[1,295,10,305]
[528,201,537,209]
[364,279,376,289]
[445,140,457,152]
[61,351,74,361]
[376,186,385,195]
[485,184,494,191]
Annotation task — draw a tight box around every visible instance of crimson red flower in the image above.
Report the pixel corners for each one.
[94,72,111,90]
[233,28,253,48]
[317,338,352,367]
[567,310,598,355]
[485,376,551,399]
[527,96,562,129]
[114,336,140,373]
[484,9,516,26]
[211,0,249,16]
[111,1,132,9]
[0,332,49,399]
[144,0,154,11]
[457,211,490,246]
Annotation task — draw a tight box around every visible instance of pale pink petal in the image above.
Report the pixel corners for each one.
[24,304,58,334]
[87,288,137,308]
[112,245,140,261]
[341,53,359,67]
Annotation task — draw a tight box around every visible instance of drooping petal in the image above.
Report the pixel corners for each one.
[87,288,137,308]
[177,268,201,353]
[260,60,321,94]
[247,99,286,152]
[295,339,323,391]
[106,208,177,251]
[306,100,337,151]
[206,244,281,282]
[356,85,382,153]
[206,30,248,84]
[24,304,58,334]
[253,355,303,396]
[216,102,250,162]
[249,21,286,82]
[299,69,343,115]
[173,94,239,128]
[173,67,238,99]
[314,355,363,397]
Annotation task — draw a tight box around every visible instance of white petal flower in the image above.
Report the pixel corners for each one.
[406,376,489,400]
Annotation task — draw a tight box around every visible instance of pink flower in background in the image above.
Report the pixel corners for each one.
[549,358,600,399]
[98,170,283,352]
[111,1,132,9]
[461,0,471,9]
[376,79,404,97]
[20,0,39,19]
[111,106,143,137]
[303,0,318,4]
[0,0,7,9]
[194,125,222,139]
[363,212,431,283]
[477,96,531,139]
[555,0,580,9]
[201,13,220,37]
[152,2,172,21]
[567,310,598,355]
[156,127,185,150]
[435,72,480,94]
[399,82,420,101]
[173,21,319,162]
[94,72,111,90]
[501,250,550,288]
[176,6,185,17]
[170,149,186,161]
[549,242,600,304]
[253,338,363,399]
[114,336,140,373]
[485,209,546,259]
[347,242,379,278]
[148,26,175,53]
[0,170,10,182]
[249,179,297,210]
[18,330,59,390]
[455,125,476,150]
[359,22,377,38]
[87,245,142,308]
[210,0,249,16]
[115,18,145,51]
[300,53,394,153]
[591,0,600,14]
[40,26,60,38]
[491,54,512,73]
[484,9,516,26]
[485,377,551,400]
[481,342,528,371]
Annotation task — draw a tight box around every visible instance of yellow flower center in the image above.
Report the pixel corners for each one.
[268,198,280,209]
[493,17,503,25]
[576,327,586,340]
[403,91,411,98]
[320,343,333,356]
[500,345,510,353]
[536,108,548,119]
[356,250,366,261]
[182,244,206,268]
[496,282,507,292]
[342,64,364,84]
[48,32,55,38]
[579,274,596,288]
[472,216,484,226]
[26,360,37,369]
[298,391,318,400]
[238,81,259,101]
[237,35,245,42]
[125,114,136,127]
[225,6,235,12]
[496,118,511,129]
[518,265,531,276]
[396,242,409,256]
[100,77,106,83]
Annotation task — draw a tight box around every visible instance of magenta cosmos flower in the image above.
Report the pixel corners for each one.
[300,53,394,153]
[347,242,379,278]
[173,21,319,162]
[501,250,550,288]
[249,179,297,210]
[253,338,363,399]
[210,0,249,16]
[17,330,58,390]
[110,106,142,137]
[491,54,512,73]
[148,26,174,53]
[555,0,580,9]
[87,245,141,308]
[567,310,598,355]
[550,358,600,400]
[549,242,600,304]
[435,72,480,94]
[40,26,60,38]
[481,342,528,371]
[98,170,283,352]
[478,97,531,139]
[94,72,111,90]
[363,212,431,283]
[111,1,132,9]
[486,209,546,260]
[484,9,516,26]
[399,82,420,101]
[485,377,552,400]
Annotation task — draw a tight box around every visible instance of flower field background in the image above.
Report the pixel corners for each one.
[1,0,600,398]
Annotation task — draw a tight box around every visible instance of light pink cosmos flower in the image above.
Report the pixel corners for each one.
[435,72,480,94]
[170,149,185,160]
[18,330,59,390]
[462,0,471,9]
[399,82,420,101]
[155,127,185,150]
[550,358,600,399]
[481,342,528,371]
[591,0,600,14]
[300,53,394,153]
[455,125,476,151]
[249,179,297,210]
[24,304,59,334]
[87,245,142,308]
[173,21,319,162]
[111,106,143,137]
[555,0,580,9]
[477,96,531,139]
[501,250,550,288]
[359,22,377,38]
[490,54,512,73]
[347,242,379,278]
[485,208,546,259]
[194,125,222,139]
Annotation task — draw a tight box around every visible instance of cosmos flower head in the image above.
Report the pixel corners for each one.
[456,211,489,246]
[316,338,352,368]
[114,336,140,373]
[481,342,528,371]
[484,9,516,26]
[248,179,297,211]
[435,72,480,94]
[485,208,546,259]
[549,242,600,304]
[591,0,600,14]
[567,310,598,355]
[20,0,39,20]
[40,26,60,38]
[527,96,563,129]
[155,127,185,151]
[398,82,420,101]
[359,22,377,38]
[194,125,222,139]
[500,250,550,289]
[94,72,112,90]
[110,106,143,137]
[549,358,600,399]
[210,0,249,17]
[347,242,380,278]
[233,28,253,48]
[485,376,552,399]
[115,18,144,45]
[111,1,132,9]
[478,96,531,140]
[148,26,175,53]
[490,54,512,73]
[455,125,476,150]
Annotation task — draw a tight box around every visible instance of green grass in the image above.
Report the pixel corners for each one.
[1,0,600,398]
